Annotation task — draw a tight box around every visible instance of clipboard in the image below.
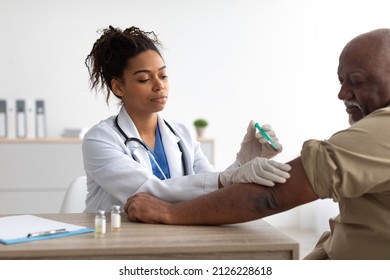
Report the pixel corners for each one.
[0,215,94,245]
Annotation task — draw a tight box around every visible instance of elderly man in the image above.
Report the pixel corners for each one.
[124,29,390,260]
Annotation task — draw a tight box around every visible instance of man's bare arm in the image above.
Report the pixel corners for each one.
[125,157,319,225]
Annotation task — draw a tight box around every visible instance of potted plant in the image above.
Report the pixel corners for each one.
[193,118,208,138]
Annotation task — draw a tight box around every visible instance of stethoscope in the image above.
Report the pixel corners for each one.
[114,115,188,177]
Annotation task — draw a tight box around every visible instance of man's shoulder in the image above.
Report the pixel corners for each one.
[367,105,390,118]
[350,105,390,131]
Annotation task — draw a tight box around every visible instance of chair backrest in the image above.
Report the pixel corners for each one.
[59,176,87,213]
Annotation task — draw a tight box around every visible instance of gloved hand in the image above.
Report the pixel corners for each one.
[220,157,291,187]
[236,120,282,166]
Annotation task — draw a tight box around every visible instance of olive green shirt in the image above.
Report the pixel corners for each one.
[301,106,390,260]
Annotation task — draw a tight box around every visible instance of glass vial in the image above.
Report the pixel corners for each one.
[111,205,121,232]
[95,210,106,238]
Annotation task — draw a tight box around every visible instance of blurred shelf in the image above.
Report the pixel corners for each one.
[0,138,82,144]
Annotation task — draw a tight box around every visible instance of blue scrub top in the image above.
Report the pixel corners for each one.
[148,125,171,180]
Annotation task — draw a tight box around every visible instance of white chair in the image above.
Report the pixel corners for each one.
[60,176,87,213]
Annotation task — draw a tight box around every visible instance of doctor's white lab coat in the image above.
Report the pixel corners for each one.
[82,106,225,213]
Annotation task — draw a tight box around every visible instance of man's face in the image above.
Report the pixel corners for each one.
[337,38,390,125]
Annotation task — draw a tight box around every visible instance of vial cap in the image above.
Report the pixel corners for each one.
[112,205,120,211]
[97,210,105,216]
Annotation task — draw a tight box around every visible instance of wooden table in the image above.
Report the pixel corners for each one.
[0,213,299,260]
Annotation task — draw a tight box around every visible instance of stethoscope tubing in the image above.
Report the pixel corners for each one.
[125,137,148,150]
[114,115,188,176]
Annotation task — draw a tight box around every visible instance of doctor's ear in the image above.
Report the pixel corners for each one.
[111,78,125,97]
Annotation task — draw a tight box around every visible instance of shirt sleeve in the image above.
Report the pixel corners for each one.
[300,111,390,201]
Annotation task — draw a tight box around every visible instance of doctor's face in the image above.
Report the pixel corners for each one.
[114,50,169,116]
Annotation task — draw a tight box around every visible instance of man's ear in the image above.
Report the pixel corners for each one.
[111,78,124,97]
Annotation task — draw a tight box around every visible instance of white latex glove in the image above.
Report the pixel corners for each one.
[220,157,291,187]
[236,120,282,166]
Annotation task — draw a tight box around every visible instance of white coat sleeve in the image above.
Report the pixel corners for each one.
[82,123,219,205]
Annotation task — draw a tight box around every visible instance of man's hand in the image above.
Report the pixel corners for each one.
[125,192,171,224]
[236,120,282,165]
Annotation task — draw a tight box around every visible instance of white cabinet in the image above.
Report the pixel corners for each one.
[0,139,84,214]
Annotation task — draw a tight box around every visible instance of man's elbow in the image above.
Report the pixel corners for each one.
[235,184,281,218]
[252,187,281,215]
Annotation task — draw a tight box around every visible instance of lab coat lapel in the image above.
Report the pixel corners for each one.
[117,106,152,171]
[158,116,183,177]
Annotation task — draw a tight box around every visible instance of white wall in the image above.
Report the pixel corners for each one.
[1,0,389,231]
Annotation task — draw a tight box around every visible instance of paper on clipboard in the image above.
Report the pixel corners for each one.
[0,215,93,245]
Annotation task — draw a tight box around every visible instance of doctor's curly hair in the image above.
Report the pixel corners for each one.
[85,26,162,103]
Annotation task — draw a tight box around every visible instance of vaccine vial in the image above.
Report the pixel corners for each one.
[95,210,106,238]
[111,205,121,232]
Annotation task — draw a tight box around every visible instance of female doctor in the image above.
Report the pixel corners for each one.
[83,26,291,213]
